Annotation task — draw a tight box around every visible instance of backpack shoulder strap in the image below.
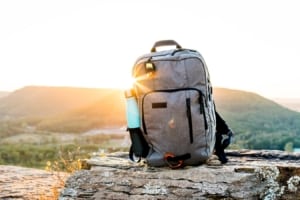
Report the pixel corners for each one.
[215,111,233,164]
[128,128,149,162]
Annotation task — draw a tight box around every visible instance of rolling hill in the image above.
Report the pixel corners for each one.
[0,86,121,119]
[0,86,299,150]
[214,88,300,149]
[214,88,300,132]
[35,89,126,132]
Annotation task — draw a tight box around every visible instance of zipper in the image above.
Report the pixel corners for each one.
[133,49,209,98]
[199,94,208,130]
[186,98,193,143]
[141,88,208,135]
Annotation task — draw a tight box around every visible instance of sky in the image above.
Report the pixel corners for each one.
[1,0,300,99]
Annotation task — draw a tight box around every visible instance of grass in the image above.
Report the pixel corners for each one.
[0,131,130,199]
[0,131,129,169]
[40,147,82,199]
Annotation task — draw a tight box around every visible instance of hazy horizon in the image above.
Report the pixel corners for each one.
[1,1,300,98]
[1,85,300,102]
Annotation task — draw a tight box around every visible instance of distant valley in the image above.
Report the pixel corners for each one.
[0,86,299,168]
[273,98,300,112]
[0,86,300,149]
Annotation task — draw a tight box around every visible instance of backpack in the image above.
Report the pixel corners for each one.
[125,40,216,168]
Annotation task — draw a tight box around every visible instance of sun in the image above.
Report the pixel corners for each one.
[107,75,136,90]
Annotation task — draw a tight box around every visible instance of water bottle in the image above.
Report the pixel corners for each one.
[124,89,149,159]
[124,89,140,128]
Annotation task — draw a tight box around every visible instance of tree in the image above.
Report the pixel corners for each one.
[284,142,293,152]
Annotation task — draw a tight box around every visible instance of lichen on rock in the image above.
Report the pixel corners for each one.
[255,166,285,200]
[287,175,300,192]
[143,183,168,195]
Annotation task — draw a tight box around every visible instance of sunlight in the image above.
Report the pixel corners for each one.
[132,74,152,92]
[115,75,137,90]
[112,72,151,91]
[1,1,300,98]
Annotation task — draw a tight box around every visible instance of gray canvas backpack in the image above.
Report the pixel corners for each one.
[126,40,216,168]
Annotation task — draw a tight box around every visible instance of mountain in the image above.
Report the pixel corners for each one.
[0,86,299,150]
[0,86,120,119]
[214,88,300,130]
[35,89,126,132]
[213,88,300,149]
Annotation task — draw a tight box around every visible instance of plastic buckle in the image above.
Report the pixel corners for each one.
[164,152,183,169]
[145,61,156,76]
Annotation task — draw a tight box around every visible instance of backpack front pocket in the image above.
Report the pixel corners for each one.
[142,88,206,155]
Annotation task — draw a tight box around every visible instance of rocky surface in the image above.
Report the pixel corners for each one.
[1,152,298,200]
[59,150,300,200]
[0,165,69,200]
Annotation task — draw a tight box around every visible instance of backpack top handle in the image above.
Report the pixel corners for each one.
[151,40,182,52]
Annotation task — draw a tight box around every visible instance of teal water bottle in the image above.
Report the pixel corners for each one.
[124,89,140,128]
[125,89,149,160]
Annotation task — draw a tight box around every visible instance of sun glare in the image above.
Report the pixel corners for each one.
[115,76,136,90]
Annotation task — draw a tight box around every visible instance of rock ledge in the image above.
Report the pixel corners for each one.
[0,165,69,200]
[60,150,300,200]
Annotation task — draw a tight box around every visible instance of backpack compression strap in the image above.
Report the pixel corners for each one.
[215,111,233,163]
[128,128,149,162]
[164,152,191,169]
[215,130,233,163]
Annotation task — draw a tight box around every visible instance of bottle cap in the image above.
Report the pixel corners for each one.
[124,88,136,98]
